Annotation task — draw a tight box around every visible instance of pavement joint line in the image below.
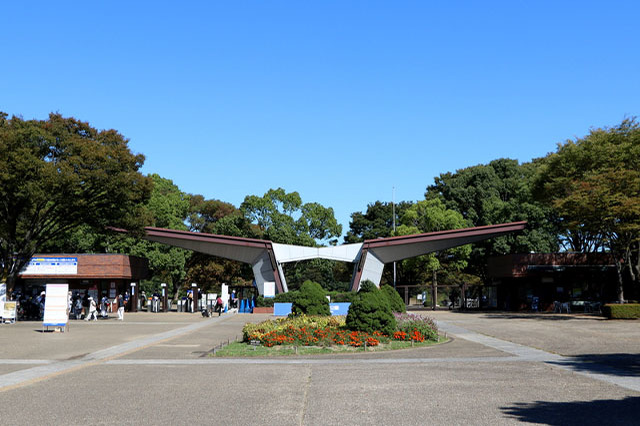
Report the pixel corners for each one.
[437,319,640,393]
[0,359,52,365]
[105,356,532,365]
[0,313,236,392]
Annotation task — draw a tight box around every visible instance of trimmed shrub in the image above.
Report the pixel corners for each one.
[602,304,640,319]
[358,280,378,293]
[327,291,357,303]
[346,285,396,335]
[274,291,299,303]
[380,284,406,313]
[292,281,330,316]
[255,295,275,307]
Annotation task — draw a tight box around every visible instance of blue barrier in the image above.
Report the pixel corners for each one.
[273,303,293,316]
[329,303,351,316]
[273,302,351,316]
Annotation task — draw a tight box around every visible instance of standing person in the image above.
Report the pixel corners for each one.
[100,295,110,318]
[85,296,98,321]
[116,294,125,321]
[187,290,193,313]
[231,290,237,309]
[215,295,224,316]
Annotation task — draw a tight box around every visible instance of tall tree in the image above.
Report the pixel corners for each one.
[535,119,640,302]
[241,188,342,246]
[345,201,413,243]
[0,113,152,293]
[184,195,255,291]
[395,198,471,285]
[426,158,559,282]
[110,174,191,300]
[345,201,413,286]
[241,188,342,290]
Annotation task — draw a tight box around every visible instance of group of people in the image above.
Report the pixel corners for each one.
[67,291,126,321]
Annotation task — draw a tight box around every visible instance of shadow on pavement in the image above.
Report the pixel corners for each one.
[501,396,640,425]
[547,353,640,377]
[477,313,602,321]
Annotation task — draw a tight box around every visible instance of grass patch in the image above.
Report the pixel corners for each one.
[213,336,447,357]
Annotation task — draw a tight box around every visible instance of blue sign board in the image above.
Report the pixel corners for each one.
[273,302,351,316]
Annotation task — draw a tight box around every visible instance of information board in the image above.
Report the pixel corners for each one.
[43,284,69,327]
[3,301,17,322]
[22,257,78,275]
[0,283,5,318]
[263,281,275,298]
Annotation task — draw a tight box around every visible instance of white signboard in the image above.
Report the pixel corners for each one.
[22,257,78,275]
[3,301,17,321]
[221,284,229,310]
[263,281,275,298]
[43,284,69,327]
[0,283,5,317]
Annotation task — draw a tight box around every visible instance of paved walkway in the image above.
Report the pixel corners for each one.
[0,310,638,425]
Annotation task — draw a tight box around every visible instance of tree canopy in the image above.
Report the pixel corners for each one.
[241,188,342,246]
[0,113,152,292]
[426,158,559,282]
[395,198,471,285]
[110,174,191,299]
[535,118,640,301]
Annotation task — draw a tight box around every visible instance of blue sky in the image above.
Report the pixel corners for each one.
[2,1,638,240]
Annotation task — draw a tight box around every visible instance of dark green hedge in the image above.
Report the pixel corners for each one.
[346,282,396,335]
[274,291,299,303]
[255,295,275,307]
[292,280,330,316]
[380,284,406,313]
[602,304,640,319]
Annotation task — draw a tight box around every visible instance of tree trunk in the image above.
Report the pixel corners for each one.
[615,259,625,303]
[6,274,16,297]
[432,269,437,311]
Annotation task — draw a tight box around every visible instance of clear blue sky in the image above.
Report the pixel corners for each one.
[2,1,638,241]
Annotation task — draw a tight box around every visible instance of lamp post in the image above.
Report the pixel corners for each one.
[161,283,168,312]
[130,282,138,313]
[191,283,198,313]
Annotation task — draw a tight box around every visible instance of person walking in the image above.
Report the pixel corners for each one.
[215,295,224,316]
[85,296,98,321]
[116,294,125,321]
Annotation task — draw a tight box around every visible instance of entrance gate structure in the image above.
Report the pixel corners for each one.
[142,221,526,294]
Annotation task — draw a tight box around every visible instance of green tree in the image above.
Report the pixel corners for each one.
[110,174,191,300]
[345,201,412,243]
[0,113,152,293]
[241,188,342,246]
[241,188,343,290]
[345,200,413,286]
[426,158,559,282]
[184,195,255,292]
[395,198,471,285]
[535,119,640,302]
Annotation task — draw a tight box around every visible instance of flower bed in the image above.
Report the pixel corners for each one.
[242,313,439,348]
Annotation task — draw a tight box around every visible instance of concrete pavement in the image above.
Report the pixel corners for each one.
[0,310,638,425]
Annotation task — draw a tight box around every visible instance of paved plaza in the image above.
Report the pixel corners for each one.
[0,310,638,425]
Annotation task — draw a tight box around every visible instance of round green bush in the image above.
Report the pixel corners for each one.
[292,280,330,316]
[358,280,378,293]
[346,286,396,335]
[380,284,406,313]
[274,291,299,303]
